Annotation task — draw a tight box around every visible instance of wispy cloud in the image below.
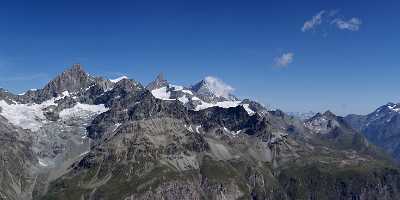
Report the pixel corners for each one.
[302,10,362,33]
[302,10,326,32]
[204,76,234,98]
[332,17,362,31]
[274,52,294,68]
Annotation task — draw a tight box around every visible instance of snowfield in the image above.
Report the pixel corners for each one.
[0,100,50,131]
[195,100,242,111]
[149,86,256,116]
[59,103,109,120]
[0,92,108,131]
[151,86,173,100]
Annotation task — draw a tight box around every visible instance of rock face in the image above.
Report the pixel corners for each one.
[305,111,387,158]
[345,103,400,161]
[1,65,400,200]
[0,116,36,200]
[145,73,169,91]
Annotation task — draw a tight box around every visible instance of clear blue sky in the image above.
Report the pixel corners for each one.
[0,0,399,115]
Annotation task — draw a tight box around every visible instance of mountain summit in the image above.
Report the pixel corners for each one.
[191,76,238,102]
[146,73,169,91]
[346,102,400,160]
[43,63,93,95]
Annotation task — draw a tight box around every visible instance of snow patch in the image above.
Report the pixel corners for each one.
[182,90,193,95]
[151,87,173,100]
[61,91,70,97]
[110,76,128,83]
[79,151,90,157]
[223,127,241,136]
[113,123,122,132]
[195,100,241,111]
[38,159,49,167]
[0,98,59,131]
[192,96,200,101]
[196,125,201,133]
[388,104,400,112]
[242,104,255,115]
[178,95,189,104]
[59,103,109,120]
[170,84,184,91]
[184,124,194,132]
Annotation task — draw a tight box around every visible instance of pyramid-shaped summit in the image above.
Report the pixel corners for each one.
[146,73,169,91]
[39,64,94,98]
[191,77,238,102]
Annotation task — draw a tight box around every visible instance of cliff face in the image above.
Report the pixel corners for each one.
[0,116,36,200]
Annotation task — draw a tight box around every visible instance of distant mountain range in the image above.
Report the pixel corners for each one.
[345,103,400,161]
[0,64,400,200]
[287,111,317,120]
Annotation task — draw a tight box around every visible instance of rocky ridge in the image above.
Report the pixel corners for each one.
[345,103,400,161]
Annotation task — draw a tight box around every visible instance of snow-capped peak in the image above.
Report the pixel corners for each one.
[146,74,256,116]
[387,103,400,112]
[192,76,235,99]
[110,76,128,83]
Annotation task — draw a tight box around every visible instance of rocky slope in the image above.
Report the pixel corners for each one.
[345,103,400,161]
[0,116,36,200]
[0,65,400,200]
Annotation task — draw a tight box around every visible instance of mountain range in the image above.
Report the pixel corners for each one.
[345,103,400,161]
[0,64,400,200]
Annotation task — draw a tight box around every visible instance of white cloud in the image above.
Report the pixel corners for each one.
[332,17,362,31]
[274,52,294,68]
[204,76,234,98]
[302,10,326,32]
[302,10,362,32]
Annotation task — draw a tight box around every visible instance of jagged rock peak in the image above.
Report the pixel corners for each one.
[60,63,88,79]
[383,102,400,112]
[113,78,144,92]
[146,73,169,90]
[191,79,209,93]
[323,110,336,118]
[308,110,337,121]
[155,73,165,82]
[41,64,94,97]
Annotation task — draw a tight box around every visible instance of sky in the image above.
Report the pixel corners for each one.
[0,0,399,116]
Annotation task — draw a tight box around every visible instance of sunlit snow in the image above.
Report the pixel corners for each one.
[388,104,400,112]
[170,84,184,91]
[151,87,173,100]
[0,92,70,131]
[110,76,128,83]
[195,100,241,111]
[59,103,109,120]
[0,90,108,131]
[0,100,49,131]
[178,95,189,104]
[242,104,255,115]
